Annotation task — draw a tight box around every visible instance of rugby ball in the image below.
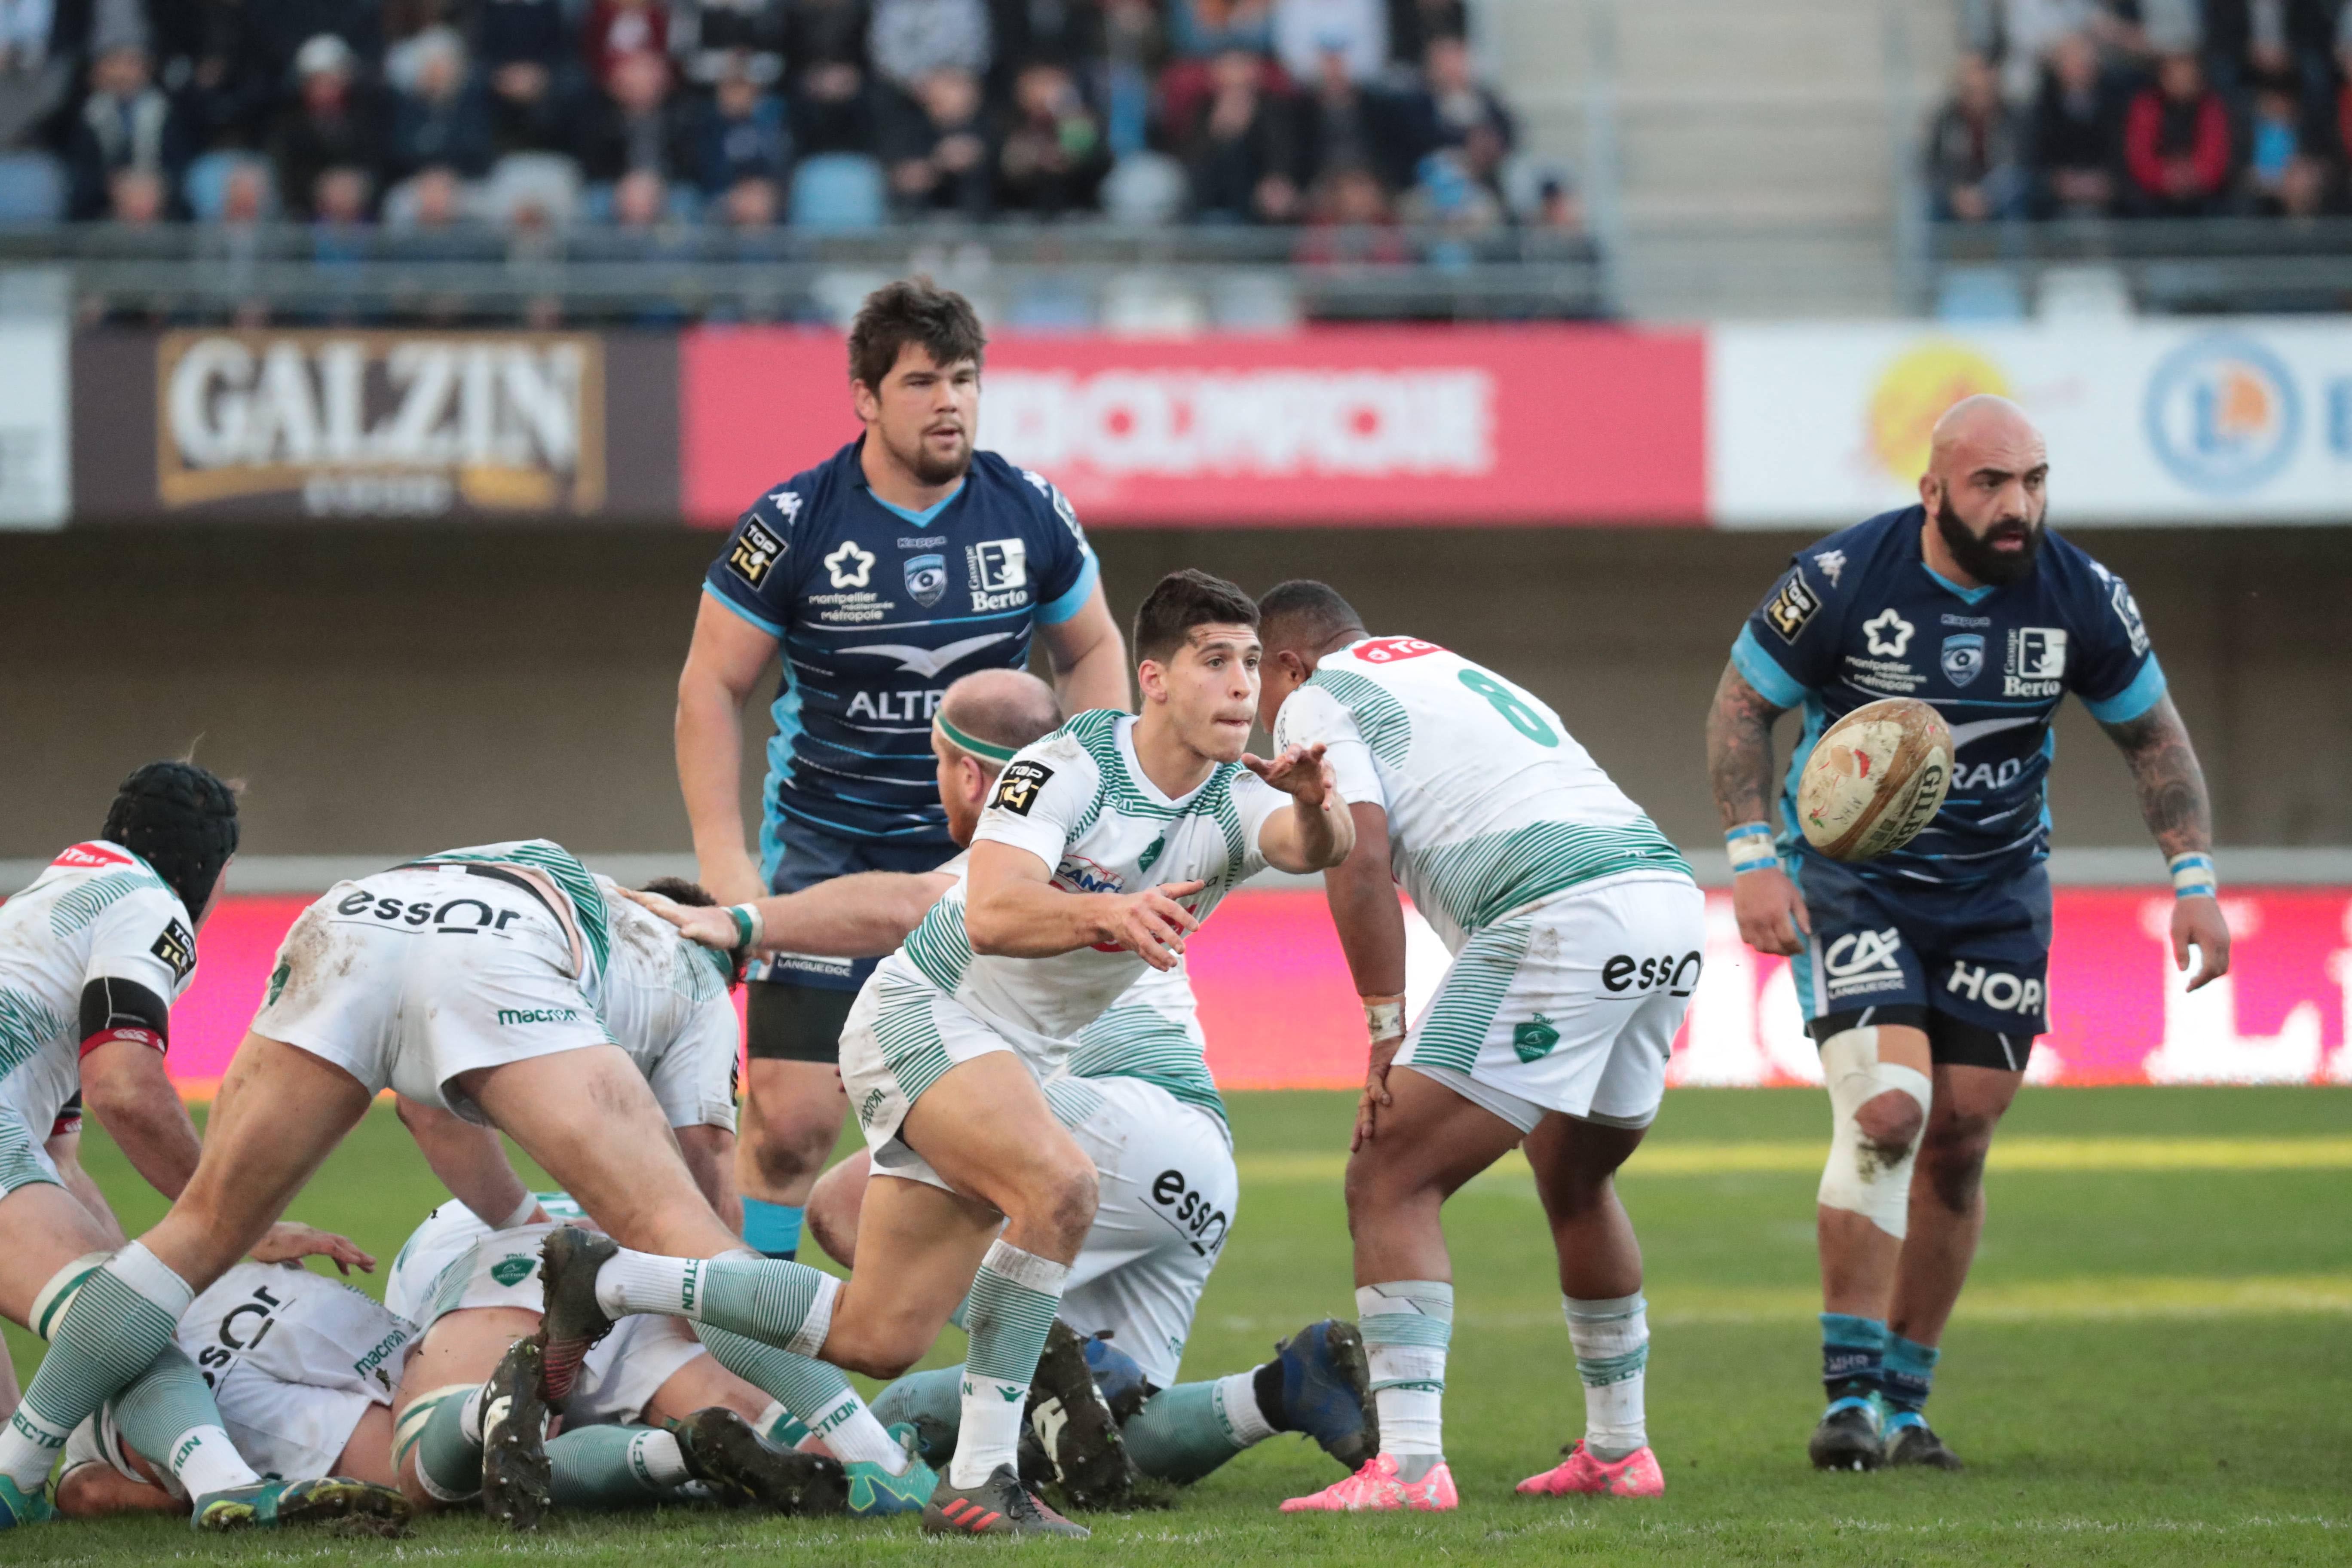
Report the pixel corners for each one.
[1796,698,1954,862]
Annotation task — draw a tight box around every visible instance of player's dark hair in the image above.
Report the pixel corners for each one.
[848,277,987,392]
[101,761,240,918]
[1133,569,1260,665]
[639,876,715,907]
[1257,580,1366,657]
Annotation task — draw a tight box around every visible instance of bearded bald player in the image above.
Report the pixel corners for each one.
[1704,396,2231,1472]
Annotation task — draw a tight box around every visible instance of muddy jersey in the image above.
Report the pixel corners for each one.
[880,708,1286,1045]
[0,842,199,1140]
[1731,506,2165,888]
[593,880,739,1132]
[1273,637,1690,954]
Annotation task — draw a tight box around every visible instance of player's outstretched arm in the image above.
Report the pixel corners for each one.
[677,592,784,906]
[1320,802,1410,1149]
[1243,743,1357,873]
[1706,661,1812,956]
[2099,694,2231,989]
[964,840,1205,970]
[623,871,956,958]
[395,1093,546,1233]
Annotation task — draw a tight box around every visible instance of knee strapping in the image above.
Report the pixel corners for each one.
[1816,1028,1932,1239]
[30,1254,111,1342]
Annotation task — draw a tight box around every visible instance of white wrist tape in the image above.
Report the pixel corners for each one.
[495,1191,542,1230]
[1725,824,1779,875]
[1362,995,1406,1041]
[728,902,766,948]
[2167,852,2217,900]
[1817,1027,1932,1239]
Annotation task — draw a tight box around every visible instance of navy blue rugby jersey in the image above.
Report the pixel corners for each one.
[703,438,1099,865]
[1731,505,2166,889]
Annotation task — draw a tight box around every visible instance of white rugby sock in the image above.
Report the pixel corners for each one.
[1359,1281,1452,1475]
[1213,1371,1277,1446]
[593,1250,703,1318]
[1565,1293,1650,1462]
[809,1395,910,1473]
[166,1426,261,1500]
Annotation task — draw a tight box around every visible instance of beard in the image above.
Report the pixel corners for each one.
[1935,494,2043,585]
[891,425,974,487]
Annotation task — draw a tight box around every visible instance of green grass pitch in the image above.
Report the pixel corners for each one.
[7,1086,2347,1564]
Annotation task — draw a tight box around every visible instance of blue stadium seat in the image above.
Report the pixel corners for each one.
[1935,266,2027,323]
[182,151,278,222]
[0,152,64,224]
[789,154,885,231]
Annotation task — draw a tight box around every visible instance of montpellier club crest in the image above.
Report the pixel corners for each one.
[1940,633,1985,687]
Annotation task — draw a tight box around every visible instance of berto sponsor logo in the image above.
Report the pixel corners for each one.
[157,331,603,515]
[2144,334,2300,494]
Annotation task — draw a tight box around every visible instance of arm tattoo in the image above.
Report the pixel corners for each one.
[1705,662,1788,829]
[2099,695,2213,861]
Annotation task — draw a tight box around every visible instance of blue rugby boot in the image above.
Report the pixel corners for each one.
[843,1423,936,1518]
[1079,1331,1152,1425]
[193,1477,410,1532]
[0,1473,53,1528]
[1268,1318,1378,1470]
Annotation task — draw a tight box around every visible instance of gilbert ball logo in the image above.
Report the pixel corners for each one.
[2144,335,2300,494]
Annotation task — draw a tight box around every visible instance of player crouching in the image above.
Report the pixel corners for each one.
[1258,584,1702,1511]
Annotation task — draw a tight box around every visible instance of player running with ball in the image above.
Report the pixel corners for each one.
[1257,582,1703,1513]
[1705,395,2230,1472]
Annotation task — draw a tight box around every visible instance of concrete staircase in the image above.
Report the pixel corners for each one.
[1479,0,1957,317]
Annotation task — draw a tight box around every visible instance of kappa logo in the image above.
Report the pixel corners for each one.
[728,518,784,588]
[1862,609,1915,658]
[490,1255,536,1287]
[824,540,876,589]
[1764,573,1821,642]
[766,488,802,522]
[1813,549,1847,587]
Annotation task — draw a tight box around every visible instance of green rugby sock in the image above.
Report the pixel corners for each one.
[394,1384,484,1502]
[0,1243,192,1488]
[548,1425,688,1507]
[1120,1376,1271,1485]
[110,1345,261,1498]
[952,1242,1068,1488]
[694,1325,906,1471]
[598,1250,838,1355]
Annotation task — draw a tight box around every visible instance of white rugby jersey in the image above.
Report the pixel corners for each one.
[1061,963,1222,1126]
[410,840,615,998]
[386,1190,588,1324]
[1273,636,1691,952]
[594,879,739,1133]
[883,708,1286,1044]
[0,842,200,1137]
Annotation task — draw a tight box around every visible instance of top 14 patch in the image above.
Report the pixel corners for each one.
[1764,573,1821,642]
[151,918,196,981]
[727,519,784,588]
[989,759,1054,816]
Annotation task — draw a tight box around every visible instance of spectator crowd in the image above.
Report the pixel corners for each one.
[1930,0,2352,219]
[0,0,1574,241]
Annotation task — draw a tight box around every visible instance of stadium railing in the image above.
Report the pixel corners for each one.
[0,221,1608,327]
[1922,217,2352,318]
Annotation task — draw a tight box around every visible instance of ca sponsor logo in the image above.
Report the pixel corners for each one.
[1946,961,2044,1015]
[1822,927,1906,997]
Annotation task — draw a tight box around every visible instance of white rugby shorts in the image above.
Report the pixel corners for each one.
[1043,1075,1236,1389]
[252,866,610,1120]
[1397,872,1705,1132]
[386,1214,705,1427]
[840,971,1069,1192]
[0,1096,61,1197]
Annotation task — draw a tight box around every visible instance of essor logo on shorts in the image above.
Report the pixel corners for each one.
[495,1007,580,1026]
[1149,1167,1230,1256]
[989,758,1053,816]
[1355,636,1445,663]
[150,919,196,981]
[1946,962,2044,1015]
[729,519,784,588]
[1822,927,1907,999]
[1764,573,1820,642]
[1601,952,1703,997]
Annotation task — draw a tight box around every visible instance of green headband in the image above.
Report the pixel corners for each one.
[935,714,1021,765]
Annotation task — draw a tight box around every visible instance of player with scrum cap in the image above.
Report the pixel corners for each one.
[1704,395,2230,1471]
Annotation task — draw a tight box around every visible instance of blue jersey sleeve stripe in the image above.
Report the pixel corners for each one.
[1037,547,1100,626]
[1731,625,1811,709]
[2082,654,2167,724]
[703,580,787,637]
